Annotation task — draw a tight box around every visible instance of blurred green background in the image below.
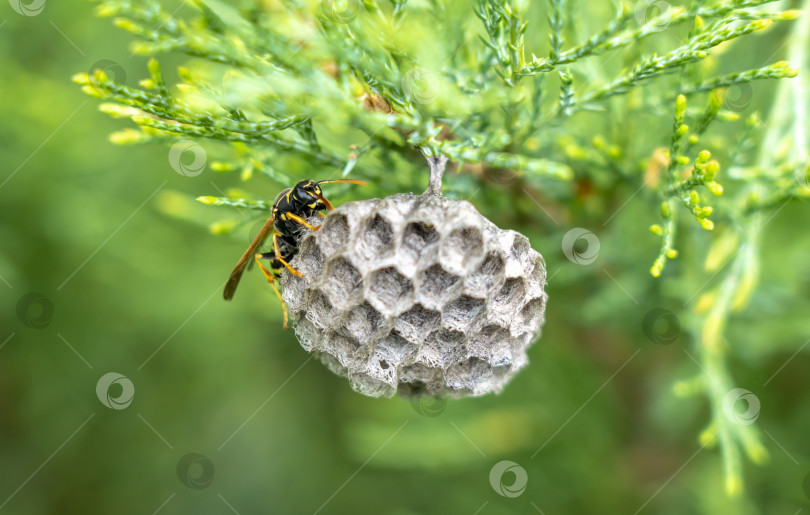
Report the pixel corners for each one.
[2,1,810,514]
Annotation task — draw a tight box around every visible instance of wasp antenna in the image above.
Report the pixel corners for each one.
[316,179,367,186]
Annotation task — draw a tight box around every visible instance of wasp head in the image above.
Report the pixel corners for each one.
[291,180,326,210]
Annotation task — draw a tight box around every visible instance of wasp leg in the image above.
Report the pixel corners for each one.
[286,212,321,231]
[317,212,327,218]
[318,196,335,211]
[273,232,304,278]
[254,253,288,329]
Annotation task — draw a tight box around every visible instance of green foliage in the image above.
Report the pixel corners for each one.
[69,0,809,506]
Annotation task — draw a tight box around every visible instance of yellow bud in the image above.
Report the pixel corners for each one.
[666,249,678,259]
[673,376,703,397]
[148,58,161,78]
[564,144,587,160]
[676,94,687,112]
[717,111,741,122]
[700,218,714,230]
[703,313,725,352]
[113,18,138,32]
[699,424,718,447]
[210,221,237,235]
[731,271,756,311]
[725,475,743,497]
[753,19,773,30]
[705,231,739,272]
[211,162,233,172]
[71,72,90,85]
[694,291,716,315]
[746,440,769,464]
[784,67,799,78]
[108,129,145,145]
[95,3,118,17]
[708,182,724,196]
[779,10,802,20]
[81,86,104,99]
[649,224,664,236]
[196,196,217,205]
[99,103,137,118]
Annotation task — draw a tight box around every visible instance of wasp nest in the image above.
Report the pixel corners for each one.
[280,192,547,398]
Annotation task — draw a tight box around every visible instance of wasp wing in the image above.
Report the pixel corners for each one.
[223,215,276,300]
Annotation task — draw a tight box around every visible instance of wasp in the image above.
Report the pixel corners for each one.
[223,179,367,328]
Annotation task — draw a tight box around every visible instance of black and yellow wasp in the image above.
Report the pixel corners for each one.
[223,179,366,327]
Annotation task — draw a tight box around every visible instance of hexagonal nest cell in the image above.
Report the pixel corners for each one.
[280,193,547,398]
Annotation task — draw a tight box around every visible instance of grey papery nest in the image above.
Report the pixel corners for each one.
[280,164,548,398]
